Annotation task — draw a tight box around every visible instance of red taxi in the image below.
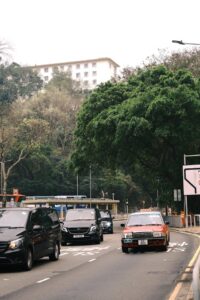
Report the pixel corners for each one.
[121,211,170,253]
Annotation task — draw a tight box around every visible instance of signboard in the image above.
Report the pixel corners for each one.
[174,189,181,201]
[183,164,200,195]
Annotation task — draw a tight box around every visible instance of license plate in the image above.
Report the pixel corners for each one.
[73,234,84,238]
[138,239,148,245]
[124,238,132,243]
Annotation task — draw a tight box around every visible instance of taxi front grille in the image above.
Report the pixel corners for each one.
[132,232,153,239]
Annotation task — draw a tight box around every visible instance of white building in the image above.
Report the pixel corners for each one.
[31,57,119,90]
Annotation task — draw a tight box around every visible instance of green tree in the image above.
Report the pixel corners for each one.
[142,48,200,78]
[72,66,200,208]
[0,62,44,205]
[7,72,84,196]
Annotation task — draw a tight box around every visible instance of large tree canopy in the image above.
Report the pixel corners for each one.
[72,65,200,206]
[0,63,43,104]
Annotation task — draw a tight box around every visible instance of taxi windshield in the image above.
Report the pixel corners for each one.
[127,213,163,226]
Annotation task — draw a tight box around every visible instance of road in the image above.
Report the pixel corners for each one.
[0,222,199,300]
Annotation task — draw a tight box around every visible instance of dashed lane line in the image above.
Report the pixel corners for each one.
[88,259,96,263]
[37,278,50,284]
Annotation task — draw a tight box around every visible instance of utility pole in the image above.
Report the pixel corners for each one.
[76,174,79,196]
[0,162,3,194]
[89,165,91,208]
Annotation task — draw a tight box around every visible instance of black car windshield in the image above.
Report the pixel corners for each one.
[127,213,163,226]
[0,210,28,227]
[65,209,95,221]
[100,211,110,218]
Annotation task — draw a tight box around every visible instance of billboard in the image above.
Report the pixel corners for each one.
[183,164,200,195]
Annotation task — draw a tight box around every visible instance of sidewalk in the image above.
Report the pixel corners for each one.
[170,226,200,300]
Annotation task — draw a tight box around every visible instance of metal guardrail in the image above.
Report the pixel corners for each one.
[192,253,200,299]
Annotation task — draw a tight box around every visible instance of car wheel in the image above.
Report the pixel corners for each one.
[95,234,101,244]
[23,248,33,271]
[61,241,66,246]
[167,233,170,245]
[160,238,168,251]
[49,243,60,261]
[122,246,129,253]
[100,233,104,242]
[161,245,167,251]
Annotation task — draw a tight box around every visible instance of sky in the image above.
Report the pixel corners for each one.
[1,0,200,69]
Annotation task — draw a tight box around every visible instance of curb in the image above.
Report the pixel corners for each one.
[168,228,200,300]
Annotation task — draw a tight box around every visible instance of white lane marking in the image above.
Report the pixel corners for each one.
[63,246,110,252]
[37,278,50,284]
[73,251,94,256]
[167,241,188,252]
[180,242,188,247]
[61,245,110,256]
[74,252,85,256]
[60,252,69,256]
[88,259,96,262]
[3,278,9,281]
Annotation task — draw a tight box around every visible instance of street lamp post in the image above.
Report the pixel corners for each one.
[126,200,129,216]
[0,162,3,194]
[89,165,91,208]
[76,174,79,197]
[172,40,200,227]
[172,40,200,46]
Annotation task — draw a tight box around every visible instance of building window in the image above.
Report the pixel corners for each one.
[84,80,88,86]
[53,66,58,72]
[84,72,88,77]
[76,73,80,78]
[44,67,48,72]
[92,62,96,67]
[84,63,88,68]
[93,80,97,85]
[76,64,80,69]
[44,76,49,81]
[92,71,97,76]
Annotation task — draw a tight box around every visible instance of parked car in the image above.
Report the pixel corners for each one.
[61,208,103,245]
[0,207,61,270]
[121,211,170,253]
[100,210,114,233]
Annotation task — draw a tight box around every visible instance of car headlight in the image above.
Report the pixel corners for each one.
[122,232,132,238]
[62,227,68,232]
[105,221,111,226]
[90,225,97,232]
[153,232,164,237]
[9,238,23,250]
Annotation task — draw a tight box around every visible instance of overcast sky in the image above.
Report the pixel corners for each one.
[1,0,200,68]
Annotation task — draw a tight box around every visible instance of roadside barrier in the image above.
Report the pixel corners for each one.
[192,253,200,300]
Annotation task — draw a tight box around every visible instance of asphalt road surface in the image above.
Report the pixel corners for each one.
[0,222,199,300]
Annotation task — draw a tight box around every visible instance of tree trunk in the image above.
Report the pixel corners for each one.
[1,162,7,208]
